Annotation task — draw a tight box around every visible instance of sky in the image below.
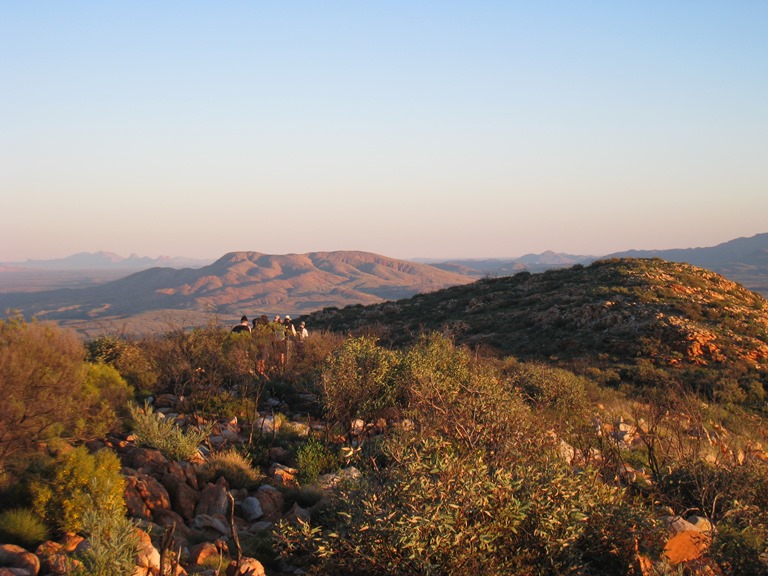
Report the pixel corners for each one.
[1,1,767,262]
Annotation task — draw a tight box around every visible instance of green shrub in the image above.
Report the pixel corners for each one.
[30,446,125,534]
[75,362,133,439]
[297,437,338,484]
[198,448,261,489]
[0,315,85,467]
[129,402,210,461]
[74,508,140,576]
[320,336,403,435]
[0,507,49,547]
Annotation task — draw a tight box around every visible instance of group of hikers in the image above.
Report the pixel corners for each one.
[231,314,309,376]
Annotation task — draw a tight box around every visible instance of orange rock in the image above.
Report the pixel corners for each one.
[663,530,711,565]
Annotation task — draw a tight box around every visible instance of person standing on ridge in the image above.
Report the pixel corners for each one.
[232,315,251,333]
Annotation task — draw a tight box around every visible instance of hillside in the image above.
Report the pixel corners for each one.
[608,233,768,296]
[304,258,768,377]
[0,251,473,329]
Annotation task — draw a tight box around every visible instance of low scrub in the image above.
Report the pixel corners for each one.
[198,448,261,489]
[0,507,48,548]
[129,402,210,462]
[30,446,126,535]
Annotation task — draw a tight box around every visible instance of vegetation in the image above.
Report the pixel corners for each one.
[128,402,210,461]
[30,446,126,535]
[0,507,49,548]
[2,259,768,574]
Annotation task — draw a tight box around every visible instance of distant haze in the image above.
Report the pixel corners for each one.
[2,3,766,261]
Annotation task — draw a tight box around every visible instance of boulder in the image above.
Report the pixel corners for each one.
[255,485,285,522]
[0,544,40,575]
[195,477,230,517]
[191,514,230,536]
[34,541,70,575]
[284,502,310,525]
[241,497,264,522]
[124,470,172,520]
[225,558,266,576]
[687,515,715,534]
[663,531,711,566]
[134,528,161,571]
[122,446,170,474]
[161,471,201,522]
[188,542,220,566]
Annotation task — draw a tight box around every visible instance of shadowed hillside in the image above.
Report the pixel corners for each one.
[304,258,768,380]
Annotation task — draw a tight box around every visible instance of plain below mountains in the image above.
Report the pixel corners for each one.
[0,251,473,332]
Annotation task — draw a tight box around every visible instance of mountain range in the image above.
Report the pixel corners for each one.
[1,234,766,335]
[0,251,472,333]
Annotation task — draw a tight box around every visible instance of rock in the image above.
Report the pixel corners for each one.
[225,557,266,576]
[662,515,698,535]
[0,544,40,575]
[317,466,361,489]
[134,528,161,571]
[350,419,365,435]
[268,446,291,464]
[269,463,298,486]
[284,503,310,524]
[122,446,170,474]
[255,485,285,522]
[188,542,221,566]
[191,514,231,536]
[196,477,230,517]
[161,470,201,522]
[663,531,711,565]
[249,521,274,533]
[124,470,172,520]
[35,541,70,575]
[687,515,715,534]
[241,497,264,522]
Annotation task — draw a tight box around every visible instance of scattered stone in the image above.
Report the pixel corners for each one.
[191,514,231,536]
[317,466,361,489]
[196,477,230,517]
[241,497,264,522]
[284,503,310,525]
[255,485,285,522]
[225,557,266,576]
[134,528,161,571]
[662,531,711,566]
[0,544,40,576]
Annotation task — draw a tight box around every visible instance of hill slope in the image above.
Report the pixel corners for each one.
[0,251,473,324]
[304,258,768,374]
[608,233,768,296]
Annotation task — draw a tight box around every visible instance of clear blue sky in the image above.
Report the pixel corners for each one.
[2,1,766,261]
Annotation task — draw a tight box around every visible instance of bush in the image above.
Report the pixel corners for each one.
[30,446,125,534]
[0,507,48,548]
[129,402,210,462]
[74,509,141,576]
[0,315,85,467]
[75,362,134,439]
[320,336,403,435]
[198,448,261,489]
[297,437,338,484]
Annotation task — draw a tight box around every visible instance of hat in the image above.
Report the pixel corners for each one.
[300,322,305,326]
[285,315,291,321]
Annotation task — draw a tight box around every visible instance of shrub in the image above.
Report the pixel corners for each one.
[74,509,140,576]
[320,336,403,435]
[297,437,338,484]
[30,446,125,534]
[198,448,261,489]
[0,315,85,467]
[75,362,134,439]
[0,507,49,548]
[128,402,210,462]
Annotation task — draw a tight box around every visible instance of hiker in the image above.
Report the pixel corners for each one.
[231,315,251,333]
[284,315,297,338]
[298,321,309,340]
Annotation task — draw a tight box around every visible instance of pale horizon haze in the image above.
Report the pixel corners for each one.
[2,2,766,262]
